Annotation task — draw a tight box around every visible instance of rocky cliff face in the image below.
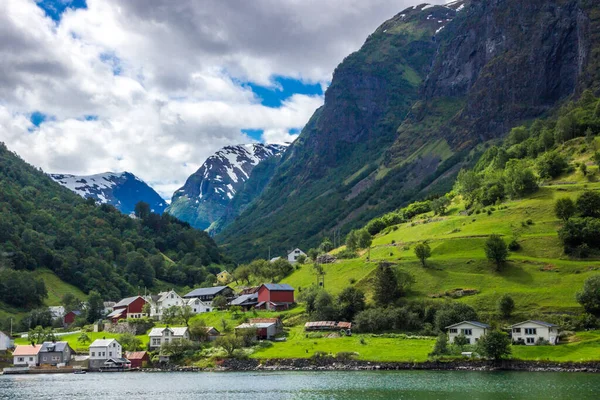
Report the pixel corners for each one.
[217,0,600,262]
[50,172,166,215]
[167,143,286,230]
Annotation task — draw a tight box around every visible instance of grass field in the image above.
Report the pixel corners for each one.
[251,326,434,362]
[511,331,600,362]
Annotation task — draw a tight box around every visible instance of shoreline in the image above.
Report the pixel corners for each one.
[151,359,600,373]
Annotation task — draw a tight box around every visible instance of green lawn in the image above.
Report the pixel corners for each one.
[34,269,88,306]
[251,326,434,362]
[511,331,600,362]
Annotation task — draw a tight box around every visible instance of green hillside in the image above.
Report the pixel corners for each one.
[282,136,600,320]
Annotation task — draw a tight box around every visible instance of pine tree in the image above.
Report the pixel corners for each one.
[373,263,400,306]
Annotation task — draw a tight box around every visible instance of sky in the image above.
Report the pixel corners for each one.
[0,0,445,198]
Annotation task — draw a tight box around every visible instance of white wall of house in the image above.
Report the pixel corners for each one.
[89,340,122,360]
[150,291,186,320]
[511,322,558,345]
[187,298,213,314]
[148,328,190,349]
[287,248,306,263]
[447,322,488,344]
[13,355,37,367]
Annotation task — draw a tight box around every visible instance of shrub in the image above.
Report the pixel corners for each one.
[508,240,520,251]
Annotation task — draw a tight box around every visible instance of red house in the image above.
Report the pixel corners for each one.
[63,310,82,326]
[107,296,148,322]
[256,284,294,311]
[126,351,150,369]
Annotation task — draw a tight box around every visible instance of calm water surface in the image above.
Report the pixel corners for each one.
[1,370,599,399]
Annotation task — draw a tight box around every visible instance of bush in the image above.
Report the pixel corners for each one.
[576,191,600,218]
[508,240,521,251]
[336,249,359,259]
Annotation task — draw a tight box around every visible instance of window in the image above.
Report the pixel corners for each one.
[29,357,33,361]
[109,352,112,357]
[526,337,535,344]
[449,329,458,334]
[462,329,473,336]
[91,352,95,357]
[18,357,24,362]
[525,328,537,335]
[43,356,48,362]
[513,328,521,333]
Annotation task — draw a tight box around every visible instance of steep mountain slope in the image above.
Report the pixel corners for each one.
[50,172,166,215]
[167,143,287,230]
[0,142,230,303]
[218,0,600,262]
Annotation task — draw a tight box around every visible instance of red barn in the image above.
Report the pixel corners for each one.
[63,310,82,326]
[107,296,148,322]
[126,351,150,369]
[256,284,294,311]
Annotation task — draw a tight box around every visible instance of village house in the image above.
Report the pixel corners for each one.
[148,327,190,349]
[107,296,148,322]
[256,283,295,311]
[183,286,235,305]
[205,327,220,341]
[304,321,352,333]
[216,270,232,283]
[228,293,258,311]
[249,318,284,335]
[0,330,12,351]
[510,320,559,345]
[48,306,65,320]
[39,341,74,366]
[89,338,123,370]
[12,344,42,367]
[146,290,186,320]
[235,321,279,340]
[186,297,214,314]
[446,321,491,344]
[63,310,82,326]
[126,351,150,369]
[287,248,306,263]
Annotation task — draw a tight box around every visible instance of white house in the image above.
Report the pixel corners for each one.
[186,297,213,314]
[148,327,190,349]
[89,338,122,370]
[12,344,42,367]
[510,320,559,345]
[103,302,116,316]
[446,321,491,344]
[0,330,12,351]
[48,306,65,319]
[146,290,186,320]
[287,248,306,263]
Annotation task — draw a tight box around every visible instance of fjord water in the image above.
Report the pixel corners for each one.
[1,371,599,399]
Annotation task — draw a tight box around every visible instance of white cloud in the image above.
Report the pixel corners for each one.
[0,0,444,199]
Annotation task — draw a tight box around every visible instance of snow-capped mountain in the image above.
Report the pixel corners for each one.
[166,143,287,230]
[50,172,166,215]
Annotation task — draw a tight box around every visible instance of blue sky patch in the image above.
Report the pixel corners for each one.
[99,52,123,76]
[30,111,49,127]
[243,76,323,108]
[241,129,264,141]
[36,0,87,22]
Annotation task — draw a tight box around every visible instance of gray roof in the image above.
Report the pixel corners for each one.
[148,327,189,337]
[90,339,119,347]
[262,283,294,291]
[113,296,143,308]
[40,341,71,353]
[229,293,258,306]
[445,321,491,329]
[184,286,230,298]
[509,320,558,328]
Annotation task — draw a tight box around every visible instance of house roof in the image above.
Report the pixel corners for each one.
[40,341,71,353]
[90,339,119,347]
[205,327,220,335]
[261,283,294,291]
[125,351,148,360]
[184,286,230,298]
[103,301,116,307]
[229,293,258,306]
[107,309,125,318]
[186,298,209,306]
[13,344,42,356]
[305,321,337,328]
[249,318,280,324]
[148,327,189,337]
[236,322,275,329]
[66,310,82,316]
[113,296,144,308]
[445,321,491,329]
[287,248,306,256]
[509,320,558,328]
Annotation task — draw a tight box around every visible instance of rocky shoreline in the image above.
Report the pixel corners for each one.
[145,359,600,373]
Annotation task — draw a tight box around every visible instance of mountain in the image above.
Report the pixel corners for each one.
[50,172,166,215]
[0,142,230,305]
[217,0,600,261]
[167,143,287,231]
